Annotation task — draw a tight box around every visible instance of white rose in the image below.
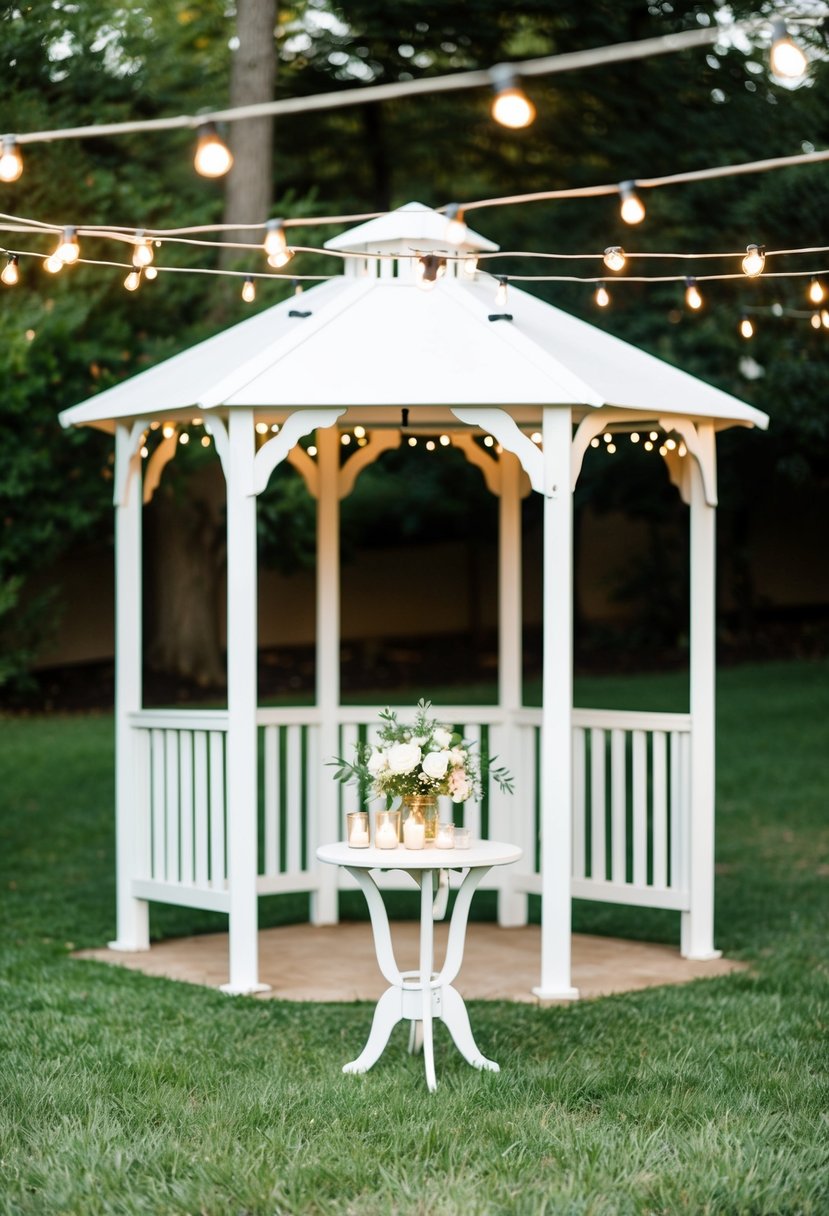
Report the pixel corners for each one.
[422,750,449,780]
[433,727,453,749]
[387,742,422,774]
[367,750,387,776]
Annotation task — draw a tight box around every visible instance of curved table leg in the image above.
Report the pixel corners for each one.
[342,986,402,1075]
[441,984,499,1073]
[419,872,437,1093]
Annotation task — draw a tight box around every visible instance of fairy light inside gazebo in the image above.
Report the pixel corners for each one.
[60,202,768,997]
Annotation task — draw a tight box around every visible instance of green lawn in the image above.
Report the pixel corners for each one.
[1,660,827,1215]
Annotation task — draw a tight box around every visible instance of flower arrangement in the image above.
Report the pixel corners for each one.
[330,699,513,804]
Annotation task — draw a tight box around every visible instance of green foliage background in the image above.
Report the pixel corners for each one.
[1,0,827,686]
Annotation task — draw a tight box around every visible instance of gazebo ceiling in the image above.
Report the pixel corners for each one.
[60,204,769,435]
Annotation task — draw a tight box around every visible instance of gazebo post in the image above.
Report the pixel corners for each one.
[110,423,149,952]
[684,423,722,960]
[496,450,527,927]
[312,424,340,925]
[534,407,579,1000]
[222,408,268,993]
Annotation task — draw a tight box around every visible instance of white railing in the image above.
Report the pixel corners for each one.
[128,709,230,912]
[127,703,692,918]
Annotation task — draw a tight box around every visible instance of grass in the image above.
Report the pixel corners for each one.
[1,660,828,1215]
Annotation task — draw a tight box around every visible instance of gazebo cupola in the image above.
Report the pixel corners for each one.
[59,203,768,996]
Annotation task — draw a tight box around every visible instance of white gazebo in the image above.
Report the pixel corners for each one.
[60,203,768,997]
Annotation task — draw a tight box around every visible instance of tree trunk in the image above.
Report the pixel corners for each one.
[145,476,226,688]
[221,0,276,263]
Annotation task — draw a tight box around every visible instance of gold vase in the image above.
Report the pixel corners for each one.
[402,794,438,843]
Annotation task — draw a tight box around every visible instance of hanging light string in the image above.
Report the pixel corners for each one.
[1,17,795,151]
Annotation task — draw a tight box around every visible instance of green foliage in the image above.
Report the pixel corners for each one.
[1,663,828,1213]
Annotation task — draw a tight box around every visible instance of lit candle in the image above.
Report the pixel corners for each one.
[435,824,455,849]
[346,812,370,848]
[403,817,425,850]
[454,827,471,850]
[375,822,399,849]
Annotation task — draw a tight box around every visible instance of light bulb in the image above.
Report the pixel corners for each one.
[124,269,141,292]
[194,123,233,178]
[44,253,62,274]
[494,277,508,308]
[0,136,23,183]
[242,276,256,303]
[808,278,825,305]
[619,181,645,225]
[293,280,303,296]
[740,315,754,339]
[742,244,765,277]
[439,434,450,446]
[56,226,80,264]
[603,246,626,272]
[416,254,446,289]
[444,203,468,245]
[595,284,610,308]
[811,312,821,330]
[822,309,829,329]
[144,265,158,280]
[685,277,703,310]
[463,255,478,277]
[132,232,154,268]
[264,218,292,267]
[1,254,19,286]
[490,66,535,129]
[770,20,808,79]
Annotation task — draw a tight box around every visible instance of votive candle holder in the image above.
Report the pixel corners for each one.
[346,810,370,848]
[375,808,401,849]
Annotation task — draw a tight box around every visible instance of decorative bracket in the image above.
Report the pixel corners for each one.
[338,430,401,499]
[142,428,179,504]
[449,432,501,495]
[571,408,636,490]
[659,416,717,507]
[204,415,230,482]
[251,408,345,497]
[450,407,544,494]
[287,445,320,499]
[113,420,149,508]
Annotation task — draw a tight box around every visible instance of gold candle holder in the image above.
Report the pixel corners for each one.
[375,808,401,849]
[346,810,370,848]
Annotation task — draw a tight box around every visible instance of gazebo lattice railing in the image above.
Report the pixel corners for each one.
[126,700,693,929]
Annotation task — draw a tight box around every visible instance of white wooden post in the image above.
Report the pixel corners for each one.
[496,450,527,926]
[683,423,722,959]
[533,407,579,999]
[312,423,340,924]
[109,424,149,951]
[222,409,268,993]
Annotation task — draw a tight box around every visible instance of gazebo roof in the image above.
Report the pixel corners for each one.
[60,204,769,434]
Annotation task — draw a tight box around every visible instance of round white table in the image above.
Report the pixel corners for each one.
[316,839,522,1092]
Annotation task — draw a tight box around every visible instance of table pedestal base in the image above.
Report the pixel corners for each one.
[344,862,499,1092]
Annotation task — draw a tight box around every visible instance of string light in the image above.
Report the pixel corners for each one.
[1,254,19,285]
[808,277,825,305]
[769,20,808,79]
[594,283,610,307]
[490,66,536,129]
[811,311,822,330]
[444,203,468,245]
[132,232,154,268]
[144,265,158,280]
[242,275,256,303]
[193,123,233,178]
[463,255,479,277]
[179,432,190,445]
[124,268,141,291]
[264,219,292,268]
[439,434,450,446]
[494,276,508,307]
[740,314,754,339]
[43,253,62,274]
[408,436,418,447]
[162,424,175,438]
[603,246,626,272]
[619,181,646,225]
[685,276,703,310]
[631,432,640,443]
[255,421,269,434]
[201,435,211,447]
[55,226,80,264]
[0,136,23,183]
[822,309,829,329]
[742,244,765,277]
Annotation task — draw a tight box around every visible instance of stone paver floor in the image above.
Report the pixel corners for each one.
[76,922,745,1002]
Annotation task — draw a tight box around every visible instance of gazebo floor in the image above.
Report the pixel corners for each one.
[75,923,745,1002]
